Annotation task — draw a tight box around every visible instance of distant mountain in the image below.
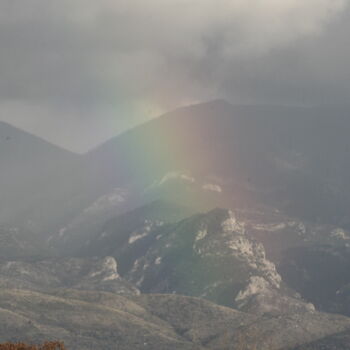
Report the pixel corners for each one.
[87,101,350,227]
[0,121,76,168]
[0,122,87,232]
[3,100,350,232]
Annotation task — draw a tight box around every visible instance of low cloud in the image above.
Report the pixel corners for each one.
[0,0,348,151]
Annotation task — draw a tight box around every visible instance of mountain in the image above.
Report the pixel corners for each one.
[3,101,350,348]
[279,242,350,316]
[72,200,195,261]
[70,198,350,317]
[3,100,350,234]
[0,122,86,233]
[87,101,350,227]
[0,248,348,349]
[77,206,308,312]
[50,199,195,257]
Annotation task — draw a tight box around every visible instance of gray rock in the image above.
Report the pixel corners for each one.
[0,256,139,296]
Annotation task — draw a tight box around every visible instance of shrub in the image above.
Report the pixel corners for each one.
[0,342,66,350]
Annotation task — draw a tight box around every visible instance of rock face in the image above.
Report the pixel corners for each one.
[0,257,139,296]
[235,276,315,316]
[80,201,350,318]
[210,205,350,317]
[83,207,299,310]
[51,196,350,318]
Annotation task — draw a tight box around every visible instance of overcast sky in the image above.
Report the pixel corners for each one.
[1,0,350,152]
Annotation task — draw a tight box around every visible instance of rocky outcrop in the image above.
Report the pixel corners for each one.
[235,276,315,316]
[0,256,139,296]
[116,208,285,309]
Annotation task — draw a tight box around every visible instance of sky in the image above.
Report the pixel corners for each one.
[1,0,350,152]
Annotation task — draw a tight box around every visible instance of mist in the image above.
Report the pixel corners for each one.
[0,0,349,151]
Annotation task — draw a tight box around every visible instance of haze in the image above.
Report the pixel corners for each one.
[1,0,350,152]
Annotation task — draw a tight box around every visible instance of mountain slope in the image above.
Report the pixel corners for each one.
[293,330,350,350]
[1,288,350,350]
[81,206,310,312]
[76,199,350,317]
[87,101,350,227]
[52,199,195,257]
[4,100,350,234]
[0,122,85,231]
[0,256,139,296]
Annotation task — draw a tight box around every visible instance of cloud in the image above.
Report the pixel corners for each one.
[100,0,347,57]
[0,0,348,151]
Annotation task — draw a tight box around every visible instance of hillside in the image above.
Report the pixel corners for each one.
[1,288,350,350]
[0,122,85,233]
[2,102,350,349]
[87,101,350,227]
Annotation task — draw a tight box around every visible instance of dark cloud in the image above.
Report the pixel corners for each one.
[0,0,349,151]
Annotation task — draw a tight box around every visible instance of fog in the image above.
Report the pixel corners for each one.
[0,0,349,151]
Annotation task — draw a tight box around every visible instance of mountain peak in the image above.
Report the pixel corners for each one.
[0,120,77,155]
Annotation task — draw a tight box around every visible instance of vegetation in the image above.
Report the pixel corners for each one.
[0,343,66,350]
